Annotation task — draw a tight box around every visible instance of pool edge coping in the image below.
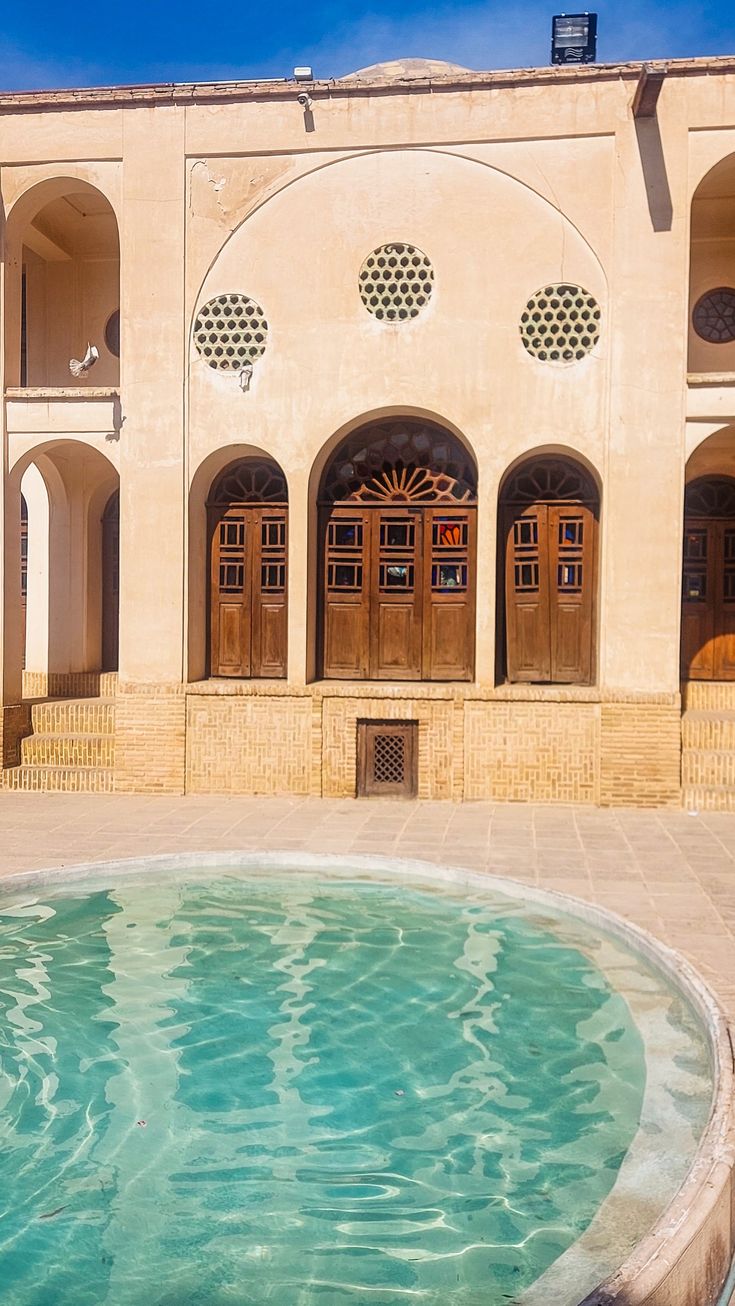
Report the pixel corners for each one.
[0,847,732,1306]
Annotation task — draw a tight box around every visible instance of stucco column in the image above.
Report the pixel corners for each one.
[115,107,187,791]
[597,96,687,803]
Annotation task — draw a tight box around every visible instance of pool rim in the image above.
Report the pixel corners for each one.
[0,848,732,1306]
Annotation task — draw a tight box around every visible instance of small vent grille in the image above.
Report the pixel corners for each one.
[519,284,601,364]
[692,288,735,344]
[194,293,268,372]
[373,732,406,784]
[357,720,417,798]
[358,244,434,322]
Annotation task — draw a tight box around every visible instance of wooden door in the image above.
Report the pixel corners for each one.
[423,509,476,681]
[505,502,595,684]
[371,509,422,680]
[549,505,594,683]
[504,504,551,682]
[209,506,287,678]
[102,491,119,673]
[321,507,371,679]
[682,519,735,680]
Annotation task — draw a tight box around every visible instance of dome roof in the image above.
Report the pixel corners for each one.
[340,57,473,81]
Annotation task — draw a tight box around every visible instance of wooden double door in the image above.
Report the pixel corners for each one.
[320,505,476,680]
[209,504,287,678]
[503,500,596,684]
[682,518,735,680]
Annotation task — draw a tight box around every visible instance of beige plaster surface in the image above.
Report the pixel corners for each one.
[1,791,735,1020]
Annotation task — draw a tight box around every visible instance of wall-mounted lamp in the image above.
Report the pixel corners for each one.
[551,13,597,64]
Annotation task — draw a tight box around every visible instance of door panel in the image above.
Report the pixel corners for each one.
[322,510,370,679]
[504,502,595,684]
[209,505,288,678]
[252,511,287,677]
[505,506,551,682]
[681,521,714,679]
[424,510,475,681]
[372,511,421,679]
[549,507,594,683]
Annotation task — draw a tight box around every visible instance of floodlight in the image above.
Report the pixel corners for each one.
[551,13,597,65]
[293,67,313,81]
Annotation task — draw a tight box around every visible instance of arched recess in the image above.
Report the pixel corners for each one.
[682,426,735,680]
[189,447,289,681]
[316,417,478,681]
[8,440,119,679]
[689,154,735,374]
[498,454,599,684]
[4,178,120,388]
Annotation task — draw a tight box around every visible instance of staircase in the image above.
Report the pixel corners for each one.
[682,682,735,811]
[2,674,117,793]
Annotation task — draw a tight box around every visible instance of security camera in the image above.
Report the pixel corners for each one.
[297,91,313,110]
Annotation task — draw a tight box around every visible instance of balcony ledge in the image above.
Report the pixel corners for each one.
[5,386,120,400]
[687,373,735,387]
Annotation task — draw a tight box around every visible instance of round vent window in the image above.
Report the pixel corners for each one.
[520,284,601,363]
[193,293,268,372]
[358,243,434,322]
[104,309,120,358]
[692,288,735,344]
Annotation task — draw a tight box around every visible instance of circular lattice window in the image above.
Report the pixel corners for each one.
[519,284,601,363]
[358,243,434,321]
[692,288,735,344]
[193,293,268,372]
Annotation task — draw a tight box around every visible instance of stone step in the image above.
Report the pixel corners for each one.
[682,784,735,813]
[21,733,114,768]
[682,710,735,751]
[30,698,115,736]
[682,681,735,712]
[682,748,735,788]
[22,670,118,701]
[1,765,114,793]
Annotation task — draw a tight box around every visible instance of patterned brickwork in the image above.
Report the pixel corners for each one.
[599,702,681,807]
[3,764,114,792]
[682,681,735,712]
[322,695,456,799]
[114,685,186,794]
[22,734,114,767]
[31,699,115,736]
[464,700,599,802]
[186,695,312,795]
[22,671,118,700]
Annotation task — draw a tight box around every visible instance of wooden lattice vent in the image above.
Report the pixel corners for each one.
[357,721,418,797]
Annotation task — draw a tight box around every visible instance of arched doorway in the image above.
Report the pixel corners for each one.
[318,419,477,681]
[102,490,119,672]
[207,459,288,678]
[499,457,598,684]
[681,477,735,680]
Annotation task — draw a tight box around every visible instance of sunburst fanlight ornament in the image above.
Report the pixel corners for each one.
[321,421,477,505]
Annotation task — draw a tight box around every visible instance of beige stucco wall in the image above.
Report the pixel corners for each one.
[2,58,735,800]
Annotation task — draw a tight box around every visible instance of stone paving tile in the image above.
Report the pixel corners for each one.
[2,793,735,1020]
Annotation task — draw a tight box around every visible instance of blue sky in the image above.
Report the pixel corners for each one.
[1,0,733,90]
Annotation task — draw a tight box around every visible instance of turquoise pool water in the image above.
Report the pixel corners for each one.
[0,867,710,1305]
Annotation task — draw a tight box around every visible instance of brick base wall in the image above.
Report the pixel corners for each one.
[114,683,186,794]
[186,692,313,795]
[4,678,685,806]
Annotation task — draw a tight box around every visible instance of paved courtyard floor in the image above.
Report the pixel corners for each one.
[1,792,735,1020]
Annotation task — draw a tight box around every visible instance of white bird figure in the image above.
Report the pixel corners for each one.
[69,344,99,377]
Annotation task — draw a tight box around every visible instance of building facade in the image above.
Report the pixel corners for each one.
[2,54,735,805]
